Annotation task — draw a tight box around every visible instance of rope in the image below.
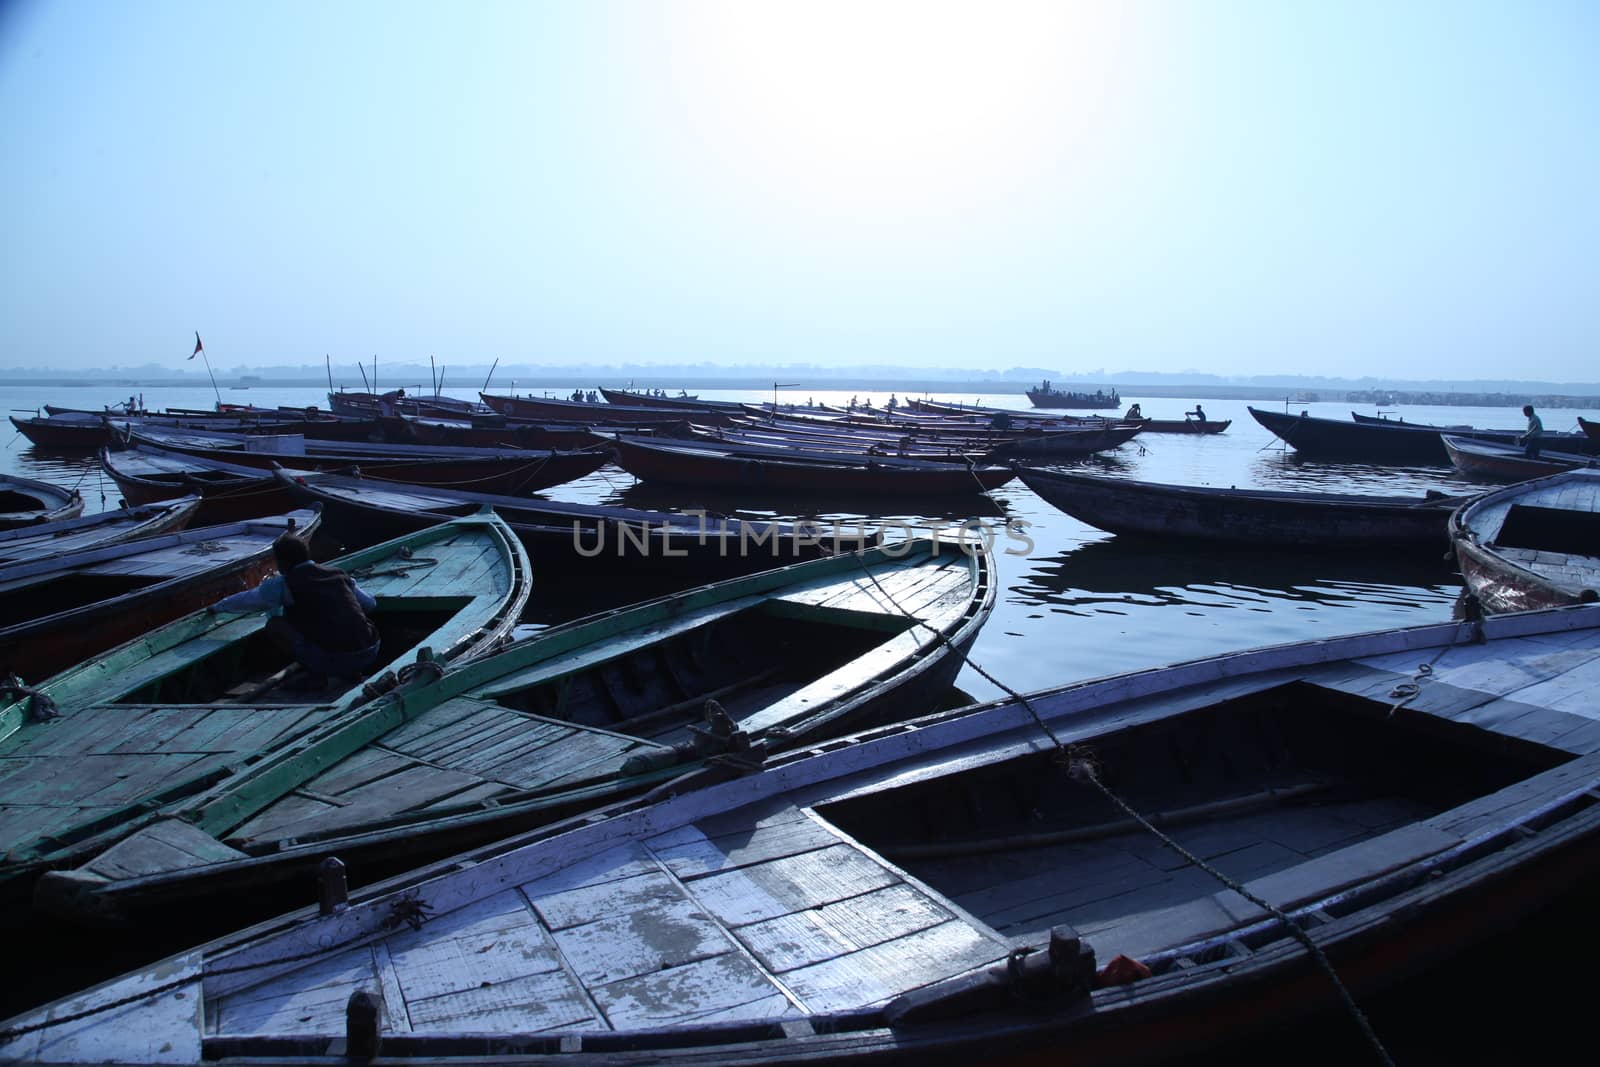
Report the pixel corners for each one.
[1387,619,1483,717]
[848,554,1398,1067]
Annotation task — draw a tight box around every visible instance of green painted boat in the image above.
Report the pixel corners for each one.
[0,509,531,911]
[33,536,993,926]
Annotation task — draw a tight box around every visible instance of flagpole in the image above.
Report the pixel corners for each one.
[190,332,222,410]
[202,351,222,410]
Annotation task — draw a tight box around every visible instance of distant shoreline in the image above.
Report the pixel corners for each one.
[4,376,1599,409]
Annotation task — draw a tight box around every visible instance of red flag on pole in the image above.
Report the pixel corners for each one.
[190,332,203,359]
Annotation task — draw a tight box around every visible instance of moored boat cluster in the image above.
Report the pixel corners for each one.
[3,391,1600,1065]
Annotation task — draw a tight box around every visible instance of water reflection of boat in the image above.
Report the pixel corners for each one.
[1017,536,1459,609]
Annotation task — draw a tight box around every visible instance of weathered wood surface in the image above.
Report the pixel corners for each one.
[11,607,1600,1064]
[2,513,527,885]
[206,805,1008,1036]
[0,497,199,565]
[1451,469,1600,611]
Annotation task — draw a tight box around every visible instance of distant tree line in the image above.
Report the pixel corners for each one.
[1346,389,1600,409]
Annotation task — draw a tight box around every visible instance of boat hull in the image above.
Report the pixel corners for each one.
[32,538,991,926]
[1018,466,1461,548]
[1449,468,1600,613]
[613,437,1015,495]
[0,511,319,685]
[11,606,1600,1063]
[1441,434,1595,482]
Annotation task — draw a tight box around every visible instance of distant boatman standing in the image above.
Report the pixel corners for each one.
[1519,404,1544,459]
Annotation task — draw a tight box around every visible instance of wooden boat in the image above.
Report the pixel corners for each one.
[612,436,1017,495]
[598,387,745,413]
[1441,435,1598,481]
[7,412,110,450]
[275,469,877,575]
[1129,416,1231,434]
[1026,380,1121,409]
[99,446,298,525]
[0,510,531,910]
[716,416,1144,460]
[324,389,491,421]
[1252,407,1598,464]
[120,425,612,496]
[379,413,604,451]
[482,391,735,427]
[22,408,377,445]
[1449,468,1600,613]
[1016,466,1465,549]
[0,496,200,567]
[0,473,84,529]
[10,602,1600,1063]
[1580,415,1600,441]
[32,536,991,925]
[0,510,319,686]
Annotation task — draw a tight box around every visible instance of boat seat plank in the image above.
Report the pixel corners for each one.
[588,952,796,1030]
[524,737,667,790]
[15,949,205,1064]
[492,730,659,791]
[416,712,597,776]
[1361,637,1600,701]
[404,969,598,1033]
[424,720,581,777]
[99,707,295,755]
[527,868,687,932]
[651,817,849,880]
[734,882,957,974]
[1543,718,1600,756]
[781,918,1006,1014]
[643,801,817,855]
[2,752,215,810]
[213,945,375,1034]
[8,705,196,757]
[380,698,530,756]
[382,891,569,1007]
[550,897,738,987]
[283,747,412,798]
[177,705,335,757]
[227,793,339,844]
[683,843,902,928]
[0,805,119,852]
[517,843,661,901]
[83,818,247,879]
[418,781,510,810]
[240,764,493,843]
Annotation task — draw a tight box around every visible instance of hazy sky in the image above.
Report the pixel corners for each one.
[2,1,1596,380]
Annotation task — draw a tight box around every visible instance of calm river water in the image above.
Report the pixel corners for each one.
[3,381,1593,1062]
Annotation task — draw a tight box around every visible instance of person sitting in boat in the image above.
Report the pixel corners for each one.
[887,393,898,410]
[1186,405,1206,422]
[1520,404,1543,459]
[208,533,381,691]
[1124,403,1142,419]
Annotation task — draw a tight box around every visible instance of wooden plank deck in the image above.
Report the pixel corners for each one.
[0,701,339,856]
[208,805,1009,1036]
[226,697,670,846]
